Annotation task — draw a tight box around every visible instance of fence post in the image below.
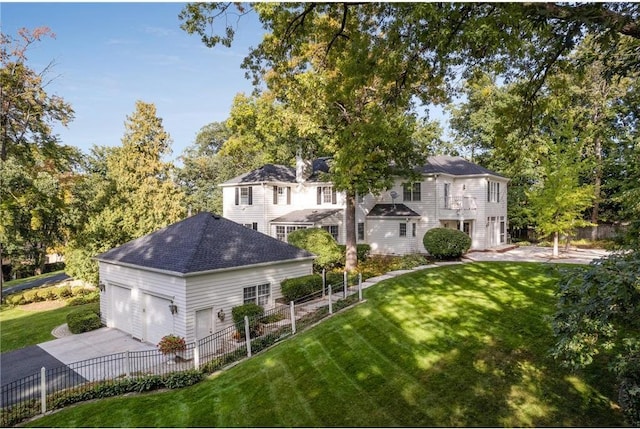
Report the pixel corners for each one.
[194,342,200,370]
[328,285,333,315]
[290,301,296,334]
[343,271,347,298]
[244,315,252,358]
[40,367,46,414]
[125,350,130,378]
[358,272,363,301]
[322,268,326,297]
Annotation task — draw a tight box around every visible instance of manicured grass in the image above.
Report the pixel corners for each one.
[28,262,623,427]
[0,302,96,352]
[2,270,65,290]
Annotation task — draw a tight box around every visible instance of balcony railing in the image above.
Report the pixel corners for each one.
[443,196,477,210]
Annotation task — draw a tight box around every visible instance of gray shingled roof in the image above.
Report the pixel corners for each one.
[221,164,296,185]
[222,155,504,187]
[367,204,421,217]
[420,155,505,177]
[271,209,343,224]
[96,212,314,275]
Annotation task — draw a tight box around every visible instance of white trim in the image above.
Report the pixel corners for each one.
[97,257,316,279]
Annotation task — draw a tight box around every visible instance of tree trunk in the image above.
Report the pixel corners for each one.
[552,231,559,258]
[591,136,602,241]
[345,191,358,272]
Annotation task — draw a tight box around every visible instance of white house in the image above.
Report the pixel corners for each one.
[96,212,314,345]
[221,155,509,254]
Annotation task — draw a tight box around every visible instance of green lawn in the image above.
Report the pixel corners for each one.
[0,302,96,352]
[27,262,623,427]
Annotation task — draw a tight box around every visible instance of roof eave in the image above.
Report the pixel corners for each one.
[96,255,316,278]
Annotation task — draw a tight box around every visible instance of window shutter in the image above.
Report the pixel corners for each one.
[273,186,278,204]
[317,187,322,205]
[235,188,239,205]
[252,222,258,231]
[248,187,253,205]
[497,183,500,203]
[287,187,291,204]
[487,183,491,202]
[331,187,337,204]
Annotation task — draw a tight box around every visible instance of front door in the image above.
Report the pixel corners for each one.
[196,308,214,339]
[487,216,498,247]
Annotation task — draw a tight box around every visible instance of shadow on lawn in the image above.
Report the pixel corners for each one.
[364,262,623,427]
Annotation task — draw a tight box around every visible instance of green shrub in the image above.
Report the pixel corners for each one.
[231,303,264,336]
[67,291,100,306]
[338,244,371,264]
[59,285,73,298]
[287,228,342,269]
[281,274,324,302]
[5,293,26,306]
[67,305,101,334]
[423,228,472,259]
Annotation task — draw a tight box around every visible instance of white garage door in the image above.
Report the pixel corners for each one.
[142,293,174,345]
[110,285,132,334]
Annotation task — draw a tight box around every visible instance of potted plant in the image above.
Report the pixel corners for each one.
[157,334,186,364]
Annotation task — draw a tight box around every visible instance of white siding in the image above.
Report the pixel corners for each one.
[99,262,187,342]
[183,259,313,343]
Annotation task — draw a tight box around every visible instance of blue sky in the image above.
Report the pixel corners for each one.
[2,2,263,159]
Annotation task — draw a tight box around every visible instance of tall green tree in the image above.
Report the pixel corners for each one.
[65,102,186,284]
[1,27,78,280]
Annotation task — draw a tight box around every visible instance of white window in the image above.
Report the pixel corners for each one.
[273,186,290,205]
[357,222,365,241]
[275,225,307,241]
[243,223,258,230]
[235,186,253,205]
[443,183,451,208]
[488,181,500,203]
[403,183,421,202]
[322,225,339,240]
[317,186,336,205]
[399,223,407,237]
[243,284,270,306]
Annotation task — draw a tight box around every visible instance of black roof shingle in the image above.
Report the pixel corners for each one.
[367,204,421,217]
[96,212,314,275]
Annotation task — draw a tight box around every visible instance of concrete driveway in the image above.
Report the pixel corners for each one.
[1,328,156,387]
[38,327,156,365]
[464,245,610,265]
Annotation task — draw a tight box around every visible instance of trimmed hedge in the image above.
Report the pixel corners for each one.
[281,274,324,302]
[4,284,95,306]
[423,227,472,259]
[66,303,102,334]
[231,303,264,336]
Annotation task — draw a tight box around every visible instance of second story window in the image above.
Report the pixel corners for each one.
[317,186,337,205]
[273,186,291,205]
[235,186,253,205]
[488,181,500,203]
[403,183,421,202]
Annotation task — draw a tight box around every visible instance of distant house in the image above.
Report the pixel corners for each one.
[96,212,314,345]
[220,155,509,254]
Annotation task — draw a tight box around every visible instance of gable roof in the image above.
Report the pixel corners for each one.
[271,208,343,224]
[420,155,505,178]
[367,204,421,218]
[221,164,296,185]
[96,212,314,276]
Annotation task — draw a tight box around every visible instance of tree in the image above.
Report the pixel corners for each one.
[552,250,640,425]
[1,27,78,282]
[65,102,186,284]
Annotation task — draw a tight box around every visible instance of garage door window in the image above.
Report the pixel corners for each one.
[243,283,270,306]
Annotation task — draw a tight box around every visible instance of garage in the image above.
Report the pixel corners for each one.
[110,285,132,334]
[142,293,174,345]
[97,212,314,344]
